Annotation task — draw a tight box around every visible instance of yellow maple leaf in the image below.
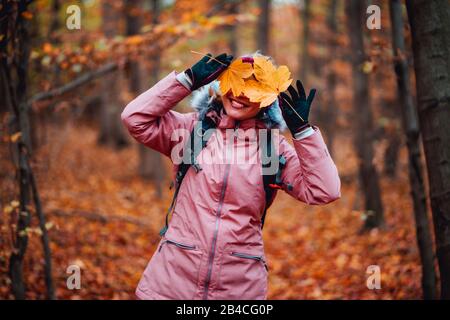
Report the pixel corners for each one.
[243,80,278,108]
[245,57,292,107]
[253,56,276,84]
[218,58,253,97]
[272,65,293,93]
[254,56,292,93]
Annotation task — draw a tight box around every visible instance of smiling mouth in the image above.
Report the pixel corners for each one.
[230,97,250,109]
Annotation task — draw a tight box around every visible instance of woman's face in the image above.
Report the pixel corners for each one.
[221,92,261,120]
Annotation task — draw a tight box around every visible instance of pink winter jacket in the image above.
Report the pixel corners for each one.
[121,71,341,300]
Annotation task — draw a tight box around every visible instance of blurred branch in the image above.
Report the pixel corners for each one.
[28,62,118,104]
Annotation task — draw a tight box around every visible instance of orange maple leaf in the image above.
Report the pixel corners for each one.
[245,57,292,107]
[243,80,278,108]
[218,58,253,97]
[253,56,276,84]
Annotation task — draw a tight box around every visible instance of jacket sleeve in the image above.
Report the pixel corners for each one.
[279,127,341,205]
[121,71,197,158]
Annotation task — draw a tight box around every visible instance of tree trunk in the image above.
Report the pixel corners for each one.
[98,1,128,148]
[225,0,238,56]
[257,0,270,55]
[0,52,12,114]
[6,0,33,300]
[346,0,384,231]
[0,65,11,113]
[368,1,401,179]
[136,0,165,198]
[406,0,450,299]
[383,127,401,177]
[126,0,142,94]
[30,171,56,299]
[9,136,32,300]
[9,2,32,301]
[323,0,338,156]
[123,0,165,197]
[0,2,10,113]
[299,0,310,81]
[390,0,437,300]
[48,0,60,41]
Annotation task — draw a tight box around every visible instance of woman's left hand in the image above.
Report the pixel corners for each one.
[279,80,316,135]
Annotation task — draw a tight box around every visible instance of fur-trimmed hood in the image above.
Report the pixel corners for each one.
[190,80,287,131]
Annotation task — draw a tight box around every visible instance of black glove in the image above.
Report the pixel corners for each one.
[279,80,316,135]
[185,53,233,91]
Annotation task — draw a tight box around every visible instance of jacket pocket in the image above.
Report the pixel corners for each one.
[230,252,269,272]
[215,244,268,300]
[159,239,197,251]
[139,235,203,300]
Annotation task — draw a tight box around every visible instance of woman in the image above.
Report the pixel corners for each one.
[121,52,341,300]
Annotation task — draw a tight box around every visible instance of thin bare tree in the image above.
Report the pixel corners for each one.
[346,0,384,231]
[389,0,437,300]
[406,0,450,299]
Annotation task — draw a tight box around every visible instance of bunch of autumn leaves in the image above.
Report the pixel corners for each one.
[218,55,293,108]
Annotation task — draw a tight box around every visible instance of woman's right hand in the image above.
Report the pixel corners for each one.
[185,53,233,91]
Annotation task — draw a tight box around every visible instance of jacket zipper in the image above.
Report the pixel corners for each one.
[202,121,239,300]
[231,252,269,271]
[159,239,196,252]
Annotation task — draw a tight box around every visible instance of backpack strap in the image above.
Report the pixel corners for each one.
[260,130,291,230]
[159,119,216,236]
